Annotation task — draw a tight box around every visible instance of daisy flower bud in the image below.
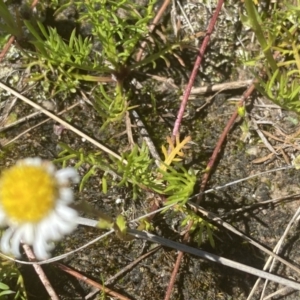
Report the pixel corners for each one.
[0,158,79,260]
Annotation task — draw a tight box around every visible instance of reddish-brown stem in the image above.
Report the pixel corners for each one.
[56,263,131,300]
[165,83,256,300]
[0,36,15,62]
[136,0,171,62]
[163,250,184,300]
[171,0,225,140]
[197,82,256,203]
[164,1,225,299]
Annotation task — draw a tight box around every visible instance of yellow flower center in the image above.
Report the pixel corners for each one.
[0,164,58,223]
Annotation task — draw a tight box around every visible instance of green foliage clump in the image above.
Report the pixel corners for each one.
[117,143,162,199]
[243,0,300,112]
[159,165,196,206]
[0,258,26,299]
[77,0,157,69]
[56,136,213,246]
[0,0,184,131]
[24,21,91,95]
[92,84,132,132]
[54,142,113,192]
[180,207,216,247]
[56,138,197,204]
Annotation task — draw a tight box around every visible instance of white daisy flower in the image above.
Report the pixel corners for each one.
[0,157,79,260]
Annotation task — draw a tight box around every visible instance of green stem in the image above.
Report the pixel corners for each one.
[244,0,278,74]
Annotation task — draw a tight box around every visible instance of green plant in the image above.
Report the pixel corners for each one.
[55,135,213,246]
[159,165,197,206]
[21,0,174,128]
[0,0,23,38]
[54,143,113,192]
[116,143,163,199]
[0,282,15,298]
[0,0,187,130]
[0,257,26,299]
[92,84,135,132]
[24,21,93,95]
[242,0,300,112]
[56,141,160,197]
[77,0,157,70]
[180,207,216,247]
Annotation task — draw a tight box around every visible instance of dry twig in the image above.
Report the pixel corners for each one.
[22,244,59,300]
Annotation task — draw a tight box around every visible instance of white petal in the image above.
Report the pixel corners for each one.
[1,227,14,255]
[32,232,53,260]
[56,204,78,220]
[58,188,73,204]
[38,214,62,241]
[58,221,76,238]
[38,206,77,242]
[51,215,77,239]
[34,226,56,259]
[19,157,42,167]
[20,223,35,245]
[56,168,79,184]
[42,161,56,175]
[8,226,27,257]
